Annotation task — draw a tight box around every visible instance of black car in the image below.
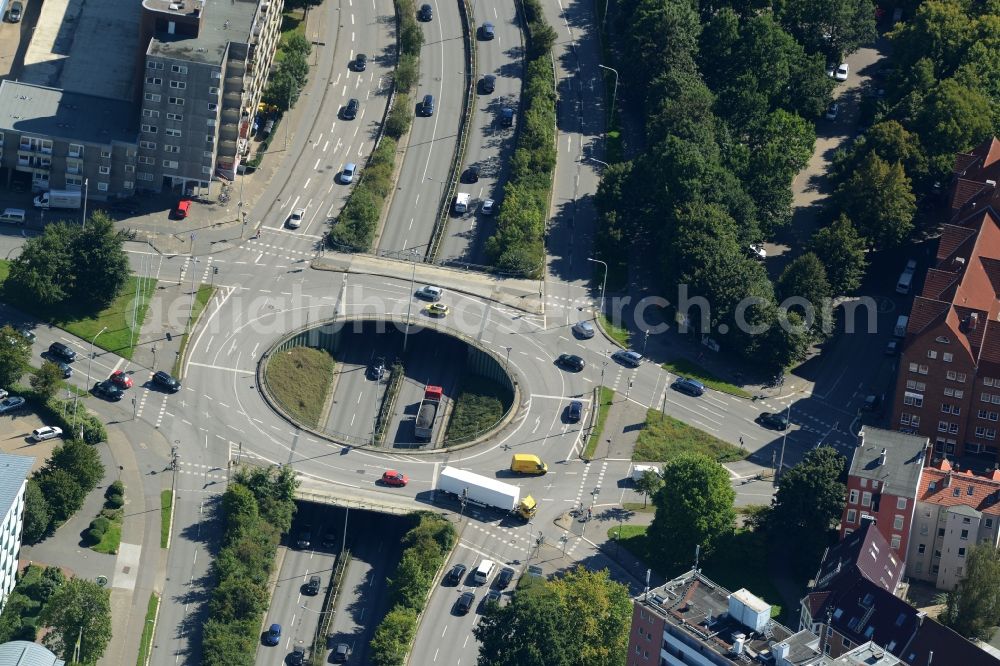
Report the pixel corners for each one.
[495,566,514,589]
[58,362,72,379]
[297,527,313,549]
[48,342,77,362]
[555,354,585,372]
[461,165,481,183]
[422,94,435,117]
[481,589,502,611]
[288,645,306,665]
[455,591,475,615]
[479,74,496,94]
[418,3,432,20]
[304,575,321,595]
[153,370,181,392]
[342,98,359,120]
[500,107,514,128]
[331,643,351,663]
[757,412,789,431]
[445,563,467,585]
[94,380,124,401]
[672,377,705,397]
[367,357,386,381]
[566,400,583,423]
[354,53,367,71]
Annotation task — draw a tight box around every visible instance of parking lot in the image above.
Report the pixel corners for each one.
[0,407,60,472]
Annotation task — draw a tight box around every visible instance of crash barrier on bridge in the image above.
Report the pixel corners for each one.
[373,361,405,445]
[311,550,350,660]
[258,315,521,452]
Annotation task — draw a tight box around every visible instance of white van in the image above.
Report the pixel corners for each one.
[453,192,471,214]
[473,559,495,585]
[896,270,913,294]
[894,315,909,338]
[0,208,26,224]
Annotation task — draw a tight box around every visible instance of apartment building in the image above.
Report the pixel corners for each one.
[0,454,34,615]
[137,0,283,193]
[838,427,927,557]
[891,137,1000,459]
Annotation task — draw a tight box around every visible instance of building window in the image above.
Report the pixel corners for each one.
[207,103,218,111]
[144,93,161,102]
[928,350,938,359]
[201,166,212,174]
[944,386,955,396]
[164,145,180,154]
[943,353,953,362]
[100,149,111,158]
[954,487,961,497]
[988,428,998,440]
[958,373,967,382]
[206,118,216,127]
[939,528,945,537]
[147,61,164,70]
[139,141,156,150]
[124,180,133,190]
[915,562,923,574]
[918,544,926,554]
[169,80,186,89]
[919,365,929,374]
[171,64,188,74]
[168,97,185,105]
[894,515,904,530]
[897,497,907,510]
[205,135,215,143]
[956,390,965,399]
[166,129,182,137]
[910,363,919,373]
[987,519,994,529]
[98,166,110,175]
[847,509,857,523]
[938,421,950,432]
[959,547,967,557]
[209,86,219,95]
[141,125,157,134]
[932,564,940,574]
[849,489,858,504]
[142,109,160,118]
[904,392,924,407]
[891,535,901,549]
[138,172,154,181]
[949,423,959,434]
[862,492,871,507]
[212,70,221,79]
[909,380,927,391]
[162,160,178,169]
[166,113,183,121]
[96,182,108,192]
[961,529,969,539]
[992,395,1000,405]
[138,156,154,165]
[948,371,958,381]
[145,77,162,85]
[123,165,134,173]
[68,143,84,158]
[920,523,929,535]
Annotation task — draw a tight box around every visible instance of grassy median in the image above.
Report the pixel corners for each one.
[446,376,512,443]
[160,490,172,549]
[264,346,336,427]
[136,592,159,666]
[661,358,751,398]
[633,409,744,463]
[582,387,615,460]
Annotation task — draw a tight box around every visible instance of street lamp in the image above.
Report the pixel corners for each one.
[505,346,512,371]
[776,401,792,484]
[81,178,89,229]
[587,257,608,317]
[403,248,419,354]
[598,64,619,122]
[74,325,108,424]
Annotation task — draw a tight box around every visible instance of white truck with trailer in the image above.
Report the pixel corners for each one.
[437,466,536,520]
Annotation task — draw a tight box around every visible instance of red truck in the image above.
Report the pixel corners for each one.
[414,385,443,440]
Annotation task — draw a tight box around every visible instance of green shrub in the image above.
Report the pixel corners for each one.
[328,137,399,251]
[396,54,419,93]
[105,480,124,499]
[385,94,413,139]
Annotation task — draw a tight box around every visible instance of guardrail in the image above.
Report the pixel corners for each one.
[373,361,404,445]
[309,550,351,666]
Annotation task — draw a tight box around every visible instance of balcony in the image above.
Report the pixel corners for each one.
[67,165,81,175]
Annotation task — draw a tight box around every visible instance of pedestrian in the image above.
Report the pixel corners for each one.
[739,437,744,448]
[587,508,592,520]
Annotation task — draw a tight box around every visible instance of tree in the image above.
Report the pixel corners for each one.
[940,543,1000,641]
[647,454,735,567]
[836,153,915,249]
[209,578,268,624]
[635,469,663,507]
[36,468,86,524]
[71,212,130,309]
[21,479,52,544]
[915,77,993,157]
[201,618,258,666]
[776,252,832,337]
[369,606,417,666]
[30,360,64,400]
[39,577,112,664]
[0,325,31,389]
[778,0,878,62]
[809,214,868,295]
[744,109,816,232]
[7,223,76,305]
[49,439,104,491]
[388,550,435,610]
[548,568,632,666]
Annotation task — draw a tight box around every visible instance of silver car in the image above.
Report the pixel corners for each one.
[613,350,642,367]
[572,321,595,339]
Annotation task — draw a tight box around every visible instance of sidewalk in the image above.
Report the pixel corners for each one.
[587,395,647,460]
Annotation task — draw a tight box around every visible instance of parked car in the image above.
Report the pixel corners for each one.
[110,370,133,389]
[835,63,849,81]
[153,370,181,392]
[339,162,357,184]
[757,412,789,431]
[566,400,583,423]
[0,396,25,413]
[672,377,705,397]
[381,470,409,487]
[331,643,351,662]
[612,350,642,367]
[286,208,305,229]
[461,165,481,183]
[482,589,502,611]
[445,563,467,585]
[172,199,191,219]
[480,199,496,215]
[18,327,35,343]
[480,74,496,94]
[418,3,432,20]
[455,591,475,614]
[303,575,321,596]
[495,566,515,589]
[572,321,595,339]
[479,21,495,39]
[555,354,585,372]
[884,340,899,356]
[825,102,840,120]
[7,1,23,22]
[354,53,367,71]
[48,342,76,362]
[416,285,443,301]
[94,381,124,401]
[262,623,281,646]
[342,98,359,120]
[30,426,62,442]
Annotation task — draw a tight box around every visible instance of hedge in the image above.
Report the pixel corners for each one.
[328,137,399,251]
[483,0,556,277]
[369,513,456,666]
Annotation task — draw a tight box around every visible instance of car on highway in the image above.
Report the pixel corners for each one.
[7,1,22,22]
[834,63,849,81]
[572,321,595,339]
[481,198,496,215]
[825,102,840,120]
[303,575,321,595]
[48,342,76,362]
[381,470,409,487]
[455,591,475,615]
[416,285,443,301]
[353,53,367,71]
[480,74,496,94]
[153,370,181,392]
[57,362,72,378]
[30,426,62,442]
[461,165,481,183]
[262,623,281,646]
[566,400,583,423]
[556,354,585,372]
[757,412,789,431]
[885,340,899,355]
[672,377,705,397]
[421,94,435,116]
[286,208,305,229]
[288,645,306,665]
[332,643,351,662]
[418,3,432,20]
[613,350,642,367]
[0,396,25,414]
[322,530,337,549]
[479,21,495,39]
[481,589,502,611]
[339,162,357,184]
[110,370,133,389]
[367,357,386,380]
[445,563,467,585]
[428,303,449,317]
[495,566,515,589]
[297,526,313,549]
[94,381,124,401]
[342,98,359,120]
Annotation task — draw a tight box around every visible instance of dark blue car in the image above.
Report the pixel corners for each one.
[263,623,281,646]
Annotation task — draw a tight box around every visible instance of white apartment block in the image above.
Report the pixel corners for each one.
[0,455,35,614]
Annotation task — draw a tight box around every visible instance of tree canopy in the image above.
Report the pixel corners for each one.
[0,325,31,389]
[40,577,113,664]
[940,543,1000,641]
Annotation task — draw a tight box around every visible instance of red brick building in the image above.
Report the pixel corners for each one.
[891,137,1000,459]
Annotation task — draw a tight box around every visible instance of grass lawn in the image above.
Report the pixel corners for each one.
[622,501,655,513]
[633,409,745,463]
[91,518,122,554]
[160,490,173,549]
[661,358,751,398]
[275,9,306,63]
[0,259,157,360]
[598,314,630,347]
[265,346,336,427]
[583,386,615,459]
[136,592,159,666]
[446,376,512,443]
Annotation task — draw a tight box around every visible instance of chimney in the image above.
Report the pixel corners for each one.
[971,312,980,330]
[880,448,887,466]
[917,611,926,626]
[987,180,997,187]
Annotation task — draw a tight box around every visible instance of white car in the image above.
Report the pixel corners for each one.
[30,426,62,442]
[835,63,849,81]
[748,243,767,260]
[481,199,496,216]
[339,163,357,184]
[286,208,305,229]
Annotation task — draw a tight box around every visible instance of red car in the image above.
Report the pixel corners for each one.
[381,470,409,487]
[109,370,133,389]
[172,199,191,219]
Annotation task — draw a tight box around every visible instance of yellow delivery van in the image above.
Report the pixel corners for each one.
[510,454,548,475]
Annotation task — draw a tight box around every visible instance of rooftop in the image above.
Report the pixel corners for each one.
[0,81,137,146]
[917,458,1000,517]
[824,641,901,665]
[0,640,62,666]
[0,455,33,522]
[849,428,928,499]
[815,519,902,594]
[146,0,257,65]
